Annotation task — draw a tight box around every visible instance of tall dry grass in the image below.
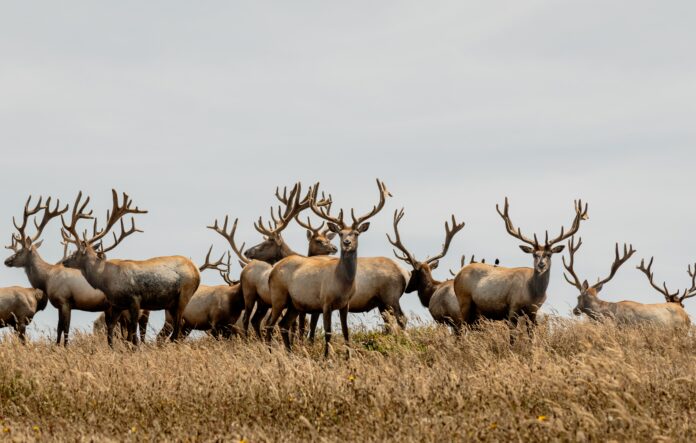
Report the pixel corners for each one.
[1,318,696,442]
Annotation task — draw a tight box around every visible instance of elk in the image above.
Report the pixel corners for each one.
[0,286,47,343]
[633,256,695,324]
[61,190,200,346]
[266,179,391,356]
[4,196,112,346]
[453,197,589,329]
[208,183,334,338]
[387,208,466,332]
[157,247,244,340]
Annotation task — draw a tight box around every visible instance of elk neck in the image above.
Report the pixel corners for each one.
[25,252,54,292]
[276,241,300,263]
[582,296,616,320]
[79,256,110,292]
[416,273,441,308]
[528,265,551,301]
[336,249,358,286]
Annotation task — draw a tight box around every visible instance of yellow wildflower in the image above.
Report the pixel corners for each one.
[537,415,548,422]
[488,422,497,430]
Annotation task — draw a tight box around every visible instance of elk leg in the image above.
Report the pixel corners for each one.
[127,304,140,346]
[322,306,333,358]
[308,313,320,344]
[298,314,309,342]
[169,306,183,342]
[339,307,349,343]
[251,304,270,339]
[56,307,65,345]
[16,320,27,344]
[60,304,72,347]
[138,310,150,344]
[105,308,118,349]
[241,286,257,337]
[279,307,300,351]
[157,310,174,343]
[394,305,407,329]
[264,304,284,343]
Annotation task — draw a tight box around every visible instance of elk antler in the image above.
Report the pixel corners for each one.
[448,255,500,276]
[425,214,465,265]
[562,237,584,290]
[61,191,94,247]
[680,264,696,304]
[9,196,69,249]
[593,243,636,289]
[637,257,680,303]
[199,246,236,285]
[207,215,250,266]
[61,190,146,253]
[349,179,391,228]
[255,183,331,238]
[496,197,589,248]
[386,208,418,267]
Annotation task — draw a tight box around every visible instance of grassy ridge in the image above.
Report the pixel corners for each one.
[1,319,696,442]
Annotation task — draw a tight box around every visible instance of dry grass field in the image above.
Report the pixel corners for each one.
[1,318,696,442]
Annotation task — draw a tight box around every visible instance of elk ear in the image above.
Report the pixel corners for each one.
[430,260,440,270]
[582,280,590,290]
[326,231,337,240]
[306,230,313,240]
[327,223,341,233]
[550,244,565,254]
[32,239,43,249]
[519,245,534,254]
[24,237,32,248]
[594,282,604,293]
[91,241,102,252]
[357,222,370,233]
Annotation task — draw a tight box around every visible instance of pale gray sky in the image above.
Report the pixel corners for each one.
[1,1,695,337]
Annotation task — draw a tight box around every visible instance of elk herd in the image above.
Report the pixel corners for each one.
[0,181,694,355]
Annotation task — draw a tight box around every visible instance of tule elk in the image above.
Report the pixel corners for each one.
[0,286,47,343]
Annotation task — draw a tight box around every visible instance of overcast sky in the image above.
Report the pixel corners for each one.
[1,1,695,338]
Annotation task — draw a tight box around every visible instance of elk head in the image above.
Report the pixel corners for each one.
[243,183,331,263]
[636,257,696,307]
[562,237,636,318]
[61,190,147,269]
[310,179,391,255]
[295,213,337,256]
[5,196,68,268]
[387,208,465,294]
[496,197,589,275]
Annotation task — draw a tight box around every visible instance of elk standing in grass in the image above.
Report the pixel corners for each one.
[0,286,47,343]
[631,256,694,326]
[61,190,200,346]
[157,247,244,340]
[387,208,466,332]
[453,198,589,330]
[4,196,111,346]
[267,179,391,356]
[208,183,334,338]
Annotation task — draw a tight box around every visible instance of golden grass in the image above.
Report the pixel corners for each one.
[2,318,696,442]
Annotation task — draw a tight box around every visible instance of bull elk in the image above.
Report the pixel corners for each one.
[266,179,391,356]
[454,197,589,329]
[61,190,200,346]
[632,256,695,324]
[387,208,466,332]
[4,196,111,346]
[208,183,334,338]
[0,286,47,343]
[157,247,244,340]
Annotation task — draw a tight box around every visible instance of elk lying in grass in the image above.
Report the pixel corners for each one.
[267,179,391,356]
[561,237,668,325]
[157,247,244,340]
[93,309,150,342]
[454,198,589,329]
[632,256,695,325]
[0,286,47,343]
[209,183,334,338]
[388,208,465,332]
[4,196,111,346]
[61,190,200,347]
